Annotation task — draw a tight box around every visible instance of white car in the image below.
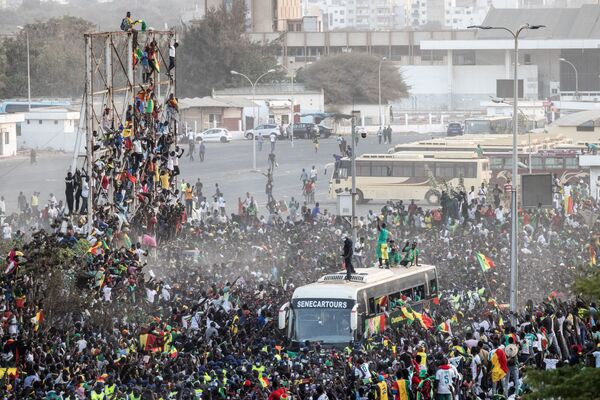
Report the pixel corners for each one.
[196,128,232,143]
[244,124,286,140]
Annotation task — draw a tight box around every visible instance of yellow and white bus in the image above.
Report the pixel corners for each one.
[328,152,491,204]
[279,265,438,346]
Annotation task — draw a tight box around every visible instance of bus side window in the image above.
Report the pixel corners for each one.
[429,279,438,295]
[401,288,412,301]
[368,297,376,315]
[413,285,425,302]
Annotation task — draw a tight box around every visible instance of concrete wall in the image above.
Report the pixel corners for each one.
[0,123,18,157]
[395,64,538,111]
[18,112,79,152]
[215,92,324,119]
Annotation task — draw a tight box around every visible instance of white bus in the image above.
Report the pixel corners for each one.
[328,152,491,204]
[278,265,438,346]
[464,116,512,135]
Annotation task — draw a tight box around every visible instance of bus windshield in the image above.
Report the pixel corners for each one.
[293,307,353,344]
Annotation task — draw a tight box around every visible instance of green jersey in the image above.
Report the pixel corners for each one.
[378,228,389,244]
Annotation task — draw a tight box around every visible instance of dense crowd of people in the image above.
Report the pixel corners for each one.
[1,168,599,399]
[0,12,598,398]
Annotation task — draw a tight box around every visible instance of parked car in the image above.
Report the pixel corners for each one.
[244,124,288,140]
[291,123,333,139]
[196,128,232,143]
[446,122,464,136]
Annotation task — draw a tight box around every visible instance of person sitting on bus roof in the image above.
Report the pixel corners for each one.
[585,142,598,155]
[475,144,484,158]
[388,240,400,267]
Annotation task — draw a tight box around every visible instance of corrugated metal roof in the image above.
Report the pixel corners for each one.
[479,5,600,40]
[179,96,251,110]
[554,110,600,126]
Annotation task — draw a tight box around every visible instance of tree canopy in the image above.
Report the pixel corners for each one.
[0,16,93,99]
[298,53,409,104]
[575,266,600,299]
[177,0,284,98]
[524,365,600,400]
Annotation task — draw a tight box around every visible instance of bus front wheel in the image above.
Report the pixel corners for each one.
[357,190,368,204]
[425,189,441,205]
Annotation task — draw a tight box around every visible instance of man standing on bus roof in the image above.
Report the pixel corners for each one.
[475,144,484,158]
[343,235,355,280]
[377,220,391,268]
[408,241,420,267]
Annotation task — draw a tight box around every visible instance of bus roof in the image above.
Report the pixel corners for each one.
[485,149,580,157]
[465,116,512,121]
[390,131,600,155]
[292,265,436,300]
[357,152,482,161]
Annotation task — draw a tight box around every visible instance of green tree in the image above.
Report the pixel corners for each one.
[575,266,600,299]
[298,53,409,104]
[0,16,93,99]
[524,366,600,400]
[178,0,283,97]
[523,269,600,399]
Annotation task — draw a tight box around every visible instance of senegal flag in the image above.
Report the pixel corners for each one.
[401,306,415,323]
[139,333,161,352]
[476,252,495,272]
[412,310,433,330]
[490,348,508,382]
[437,321,451,334]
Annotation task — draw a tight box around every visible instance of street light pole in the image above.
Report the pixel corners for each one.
[560,58,579,100]
[231,69,276,171]
[351,112,358,247]
[491,96,533,174]
[17,26,31,111]
[378,57,386,129]
[469,23,544,326]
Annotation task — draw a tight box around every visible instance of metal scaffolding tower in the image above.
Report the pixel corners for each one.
[81,29,177,232]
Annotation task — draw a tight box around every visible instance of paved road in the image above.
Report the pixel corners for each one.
[0,132,442,214]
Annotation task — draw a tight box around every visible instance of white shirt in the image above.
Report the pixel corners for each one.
[133,139,142,154]
[435,367,457,394]
[76,338,88,353]
[146,288,157,303]
[495,208,504,222]
[593,351,600,368]
[2,225,11,240]
[0,199,5,214]
[544,359,559,370]
[169,44,176,58]
[310,168,317,179]
[468,191,476,204]
[471,354,482,380]
[161,286,171,301]
[270,133,276,143]
[81,181,89,198]
[354,242,364,256]
[102,285,112,302]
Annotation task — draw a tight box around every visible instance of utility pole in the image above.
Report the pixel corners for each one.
[469,23,545,326]
[351,110,360,247]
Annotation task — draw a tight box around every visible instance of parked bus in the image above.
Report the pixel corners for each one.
[464,116,512,135]
[278,265,438,346]
[329,152,491,204]
[487,150,588,185]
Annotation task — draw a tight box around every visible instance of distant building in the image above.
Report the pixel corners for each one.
[213,83,325,126]
[0,113,23,157]
[251,5,600,111]
[18,109,80,152]
[179,96,254,131]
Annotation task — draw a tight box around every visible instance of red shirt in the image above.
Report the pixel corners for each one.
[268,388,286,400]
